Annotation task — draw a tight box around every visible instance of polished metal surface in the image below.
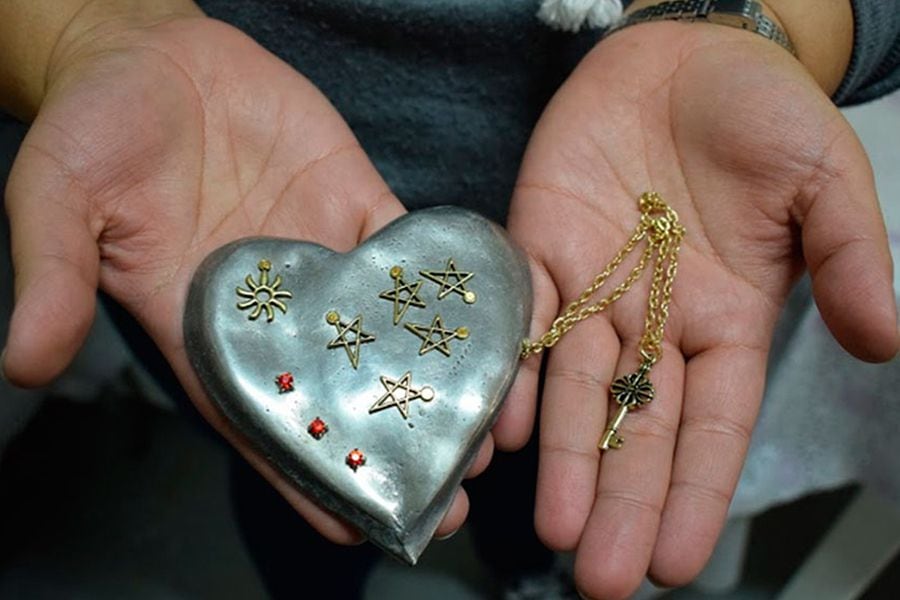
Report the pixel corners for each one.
[184,207,532,564]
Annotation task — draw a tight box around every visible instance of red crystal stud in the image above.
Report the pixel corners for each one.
[275,372,294,393]
[307,417,328,440]
[346,448,366,471]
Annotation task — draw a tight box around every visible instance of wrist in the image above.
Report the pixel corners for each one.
[0,0,204,121]
[622,0,853,95]
[760,0,852,95]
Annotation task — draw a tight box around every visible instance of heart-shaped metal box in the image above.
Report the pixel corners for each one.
[184,207,532,564]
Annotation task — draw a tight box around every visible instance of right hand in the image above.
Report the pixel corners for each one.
[3,10,490,542]
[507,18,897,599]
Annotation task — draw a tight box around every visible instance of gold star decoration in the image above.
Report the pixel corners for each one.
[420,258,477,304]
[404,314,469,357]
[236,259,293,322]
[326,311,376,369]
[378,265,426,325]
[369,371,435,419]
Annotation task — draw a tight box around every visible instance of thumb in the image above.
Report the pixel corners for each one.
[3,141,100,386]
[800,126,899,363]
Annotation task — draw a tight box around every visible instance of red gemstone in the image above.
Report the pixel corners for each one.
[307,417,328,439]
[346,448,366,471]
[275,372,294,393]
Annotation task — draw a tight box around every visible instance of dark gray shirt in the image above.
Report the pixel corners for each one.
[194,1,900,217]
[836,0,900,105]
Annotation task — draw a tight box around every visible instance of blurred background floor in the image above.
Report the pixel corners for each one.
[0,93,898,600]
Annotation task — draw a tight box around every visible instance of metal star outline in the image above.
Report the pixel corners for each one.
[404,314,469,357]
[369,371,435,419]
[420,258,477,304]
[378,265,426,325]
[325,311,376,369]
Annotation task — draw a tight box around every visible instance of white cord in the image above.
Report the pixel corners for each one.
[537,0,624,33]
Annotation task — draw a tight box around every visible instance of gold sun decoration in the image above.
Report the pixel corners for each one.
[236,259,293,322]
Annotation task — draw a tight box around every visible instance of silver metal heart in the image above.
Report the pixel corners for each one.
[184,207,532,564]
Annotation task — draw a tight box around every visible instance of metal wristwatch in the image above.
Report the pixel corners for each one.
[607,0,795,55]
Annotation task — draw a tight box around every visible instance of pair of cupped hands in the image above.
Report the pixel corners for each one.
[4,7,897,600]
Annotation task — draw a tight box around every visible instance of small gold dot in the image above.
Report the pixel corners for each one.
[456,326,469,339]
[258,259,272,271]
[463,291,477,304]
[420,387,435,402]
[326,311,340,324]
[390,266,403,279]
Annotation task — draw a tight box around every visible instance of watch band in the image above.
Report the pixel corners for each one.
[607,0,795,56]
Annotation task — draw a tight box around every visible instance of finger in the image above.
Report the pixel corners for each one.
[465,433,495,479]
[516,188,635,552]
[3,140,99,386]
[574,340,684,600]
[434,488,469,539]
[264,460,365,544]
[650,343,766,586]
[493,255,560,451]
[216,423,364,546]
[799,126,899,362]
[164,369,365,545]
[533,316,620,551]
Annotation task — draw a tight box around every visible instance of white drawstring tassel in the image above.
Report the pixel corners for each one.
[537,0,624,33]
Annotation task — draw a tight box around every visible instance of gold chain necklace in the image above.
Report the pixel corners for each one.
[520,192,685,451]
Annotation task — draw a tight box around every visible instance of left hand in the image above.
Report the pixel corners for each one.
[504,22,898,599]
[2,10,481,543]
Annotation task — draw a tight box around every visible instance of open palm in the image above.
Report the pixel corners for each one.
[506,23,898,599]
[4,16,485,542]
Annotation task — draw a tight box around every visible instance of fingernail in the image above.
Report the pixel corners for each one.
[435,528,459,541]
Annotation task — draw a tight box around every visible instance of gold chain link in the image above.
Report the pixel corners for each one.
[520,192,685,364]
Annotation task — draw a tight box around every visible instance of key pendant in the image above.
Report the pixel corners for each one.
[599,360,655,451]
